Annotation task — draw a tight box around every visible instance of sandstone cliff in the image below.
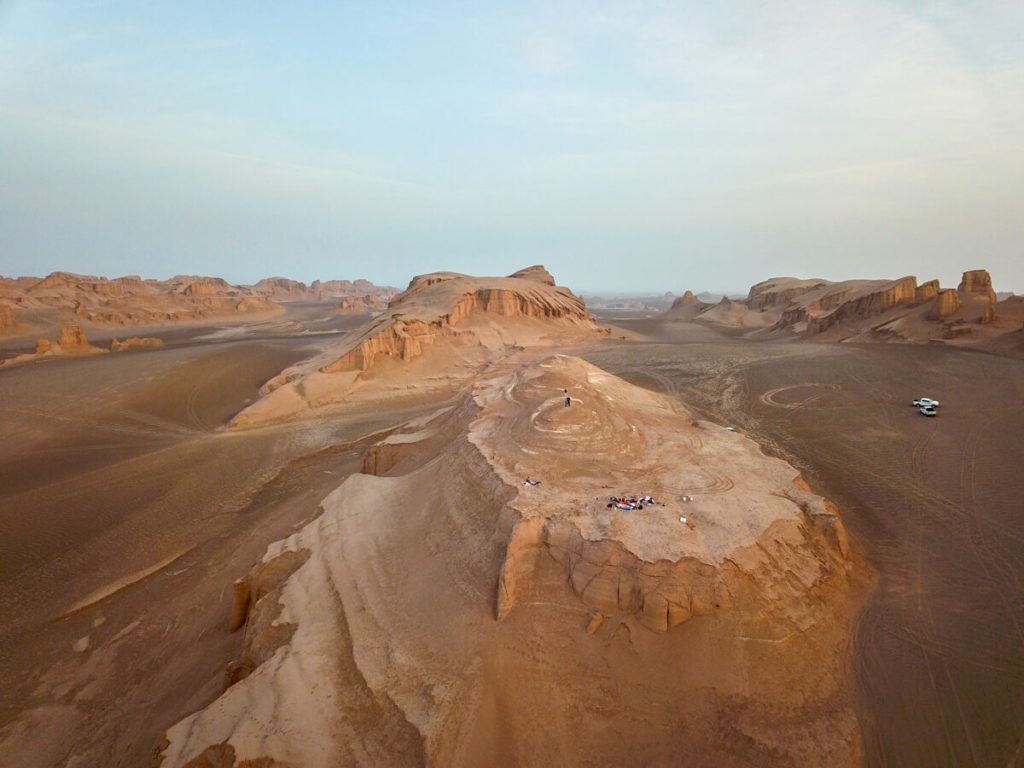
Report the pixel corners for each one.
[162,355,863,767]
[231,267,608,428]
[929,289,961,321]
[958,269,997,304]
[806,277,917,335]
[0,302,15,332]
[682,269,1021,351]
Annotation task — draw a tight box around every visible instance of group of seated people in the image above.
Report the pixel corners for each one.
[607,494,657,510]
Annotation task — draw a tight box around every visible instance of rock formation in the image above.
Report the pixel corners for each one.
[929,289,961,321]
[746,277,829,310]
[333,295,383,314]
[0,271,283,329]
[915,279,939,303]
[161,355,863,767]
[110,336,164,352]
[806,277,917,335]
[0,302,14,331]
[57,324,90,349]
[231,267,609,428]
[958,269,997,304]
[254,277,399,302]
[663,290,711,321]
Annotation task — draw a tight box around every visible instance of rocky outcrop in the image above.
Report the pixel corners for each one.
[958,269,997,304]
[915,279,940,303]
[0,302,14,331]
[664,291,711,320]
[929,289,961,320]
[164,355,863,767]
[179,277,235,297]
[508,265,556,285]
[334,295,383,314]
[232,267,608,428]
[747,277,830,310]
[110,336,164,352]
[807,277,917,335]
[57,325,90,349]
[320,271,592,375]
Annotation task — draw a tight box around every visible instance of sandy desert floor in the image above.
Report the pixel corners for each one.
[1,306,1022,766]
[583,314,1024,767]
[0,308,457,767]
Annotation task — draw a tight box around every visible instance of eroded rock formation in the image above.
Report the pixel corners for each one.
[915,279,940,303]
[0,302,14,331]
[232,267,608,428]
[162,355,863,767]
[929,289,961,321]
[958,269,997,304]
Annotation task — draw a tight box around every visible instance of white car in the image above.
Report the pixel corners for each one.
[912,397,940,407]
[920,405,937,417]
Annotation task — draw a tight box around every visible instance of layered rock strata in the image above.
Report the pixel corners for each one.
[231,267,608,428]
[162,356,863,767]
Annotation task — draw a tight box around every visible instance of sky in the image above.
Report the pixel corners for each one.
[1,1,1022,293]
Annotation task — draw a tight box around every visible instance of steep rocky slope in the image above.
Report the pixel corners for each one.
[231,267,609,427]
[161,355,863,768]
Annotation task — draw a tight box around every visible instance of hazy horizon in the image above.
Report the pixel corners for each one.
[2,2,1022,294]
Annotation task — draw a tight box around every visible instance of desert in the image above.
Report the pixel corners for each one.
[1,263,1022,767]
[4,4,1024,765]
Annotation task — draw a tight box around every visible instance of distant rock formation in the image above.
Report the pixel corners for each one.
[57,324,90,349]
[333,295,383,314]
[958,269,997,304]
[929,289,961,321]
[653,268,1020,354]
[320,272,592,374]
[232,266,609,427]
[0,302,14,331]
[163,355,863,767]
[2,324,105,367]
[507,264,556,285]
[110,336,164,352]
[254,276,399,302]
[662,291,711,321]
[746,277,829,310]
[915,279,939,303]
[806,277,917,335]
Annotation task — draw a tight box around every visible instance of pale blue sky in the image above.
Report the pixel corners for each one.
[1,1,1022,292]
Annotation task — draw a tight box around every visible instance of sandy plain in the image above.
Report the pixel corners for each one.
[0,301,1021,766]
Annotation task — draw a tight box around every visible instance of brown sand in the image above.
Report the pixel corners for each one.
[2,296,1021,766]
[583,313,1024,767]
[0,332,453,767]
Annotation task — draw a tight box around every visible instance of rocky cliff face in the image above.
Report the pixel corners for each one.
[0,302,14,331]
[929,289,961,321]
[958,269,997,304]
[807,277,917,335]
[232,267,607,427]
[746,277,830,310]
[0,271,283,329]
[915,279,940,303]
[57,324,90,349]
[163,355,864,767]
